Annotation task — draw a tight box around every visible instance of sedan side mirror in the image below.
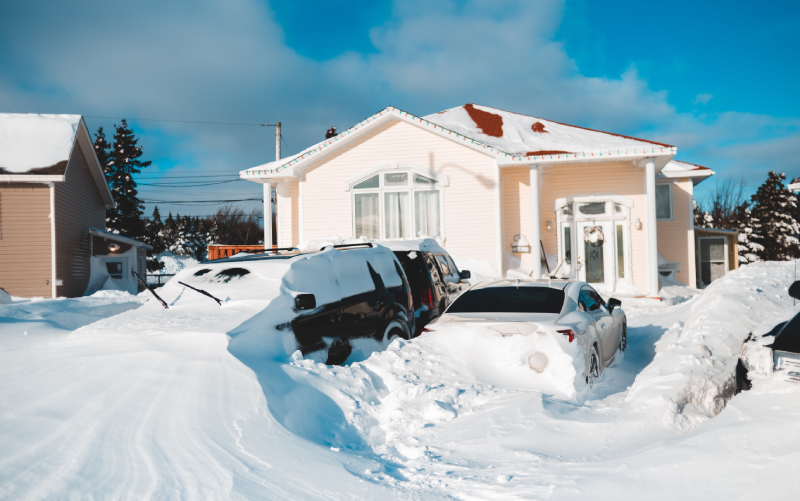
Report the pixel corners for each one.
[607,298,622,311]
[789,281,800,300]
[295,293,316,311]
[460,270,471,280]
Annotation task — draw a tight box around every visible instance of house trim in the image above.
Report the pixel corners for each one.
[240,106,677,183]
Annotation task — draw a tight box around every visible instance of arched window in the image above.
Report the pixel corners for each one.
[348,167,446,240]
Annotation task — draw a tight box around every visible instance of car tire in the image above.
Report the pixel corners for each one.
[619,321,627,352]
[383,322,408,345]
[585,344,600,387]
[325,338,352,366]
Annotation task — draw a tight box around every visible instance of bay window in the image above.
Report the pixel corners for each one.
[351,170,443,240]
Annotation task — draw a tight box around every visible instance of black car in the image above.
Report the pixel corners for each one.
[392,248,470,335]
[736,281,800,392]
[290,246,415,364]
[186,243,415,365]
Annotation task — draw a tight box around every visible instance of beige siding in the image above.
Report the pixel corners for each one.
[54,145,106,297]
[277,178,300,247]
[0,183,52,297]
[502,167,531,272]
[300,119,499,267]
[536,161,649,291]
[656,178,694,286]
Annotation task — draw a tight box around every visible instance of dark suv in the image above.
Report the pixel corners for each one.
[392,248,470,335]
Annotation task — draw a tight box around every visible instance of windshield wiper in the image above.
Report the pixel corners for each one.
[132,271,169,310]
[178,281,223,306]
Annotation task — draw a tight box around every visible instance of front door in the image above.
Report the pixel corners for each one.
[577,221,613,290]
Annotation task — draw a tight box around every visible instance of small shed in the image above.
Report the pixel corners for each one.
[88,228,152,294]
[695,227,738,288]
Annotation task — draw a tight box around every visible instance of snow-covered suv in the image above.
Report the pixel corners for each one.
[170,243,415,365]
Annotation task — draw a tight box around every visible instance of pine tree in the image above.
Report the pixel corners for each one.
[162,212,178,252]
[750,172,800,261]
[105,120,151,239]
[143,206,166,272]
[93,126,112,179]
[729,201,762,265]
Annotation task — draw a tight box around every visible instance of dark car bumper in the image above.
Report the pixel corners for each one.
[735,358,752,394]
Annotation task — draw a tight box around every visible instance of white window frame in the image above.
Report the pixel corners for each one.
[655,182,674,222]
[348,165,447,240]
[697,236,728,287]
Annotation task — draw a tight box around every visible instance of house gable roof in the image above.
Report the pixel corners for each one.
[0,113,115,207]
[425,104,675,157]
[240,105,677,183]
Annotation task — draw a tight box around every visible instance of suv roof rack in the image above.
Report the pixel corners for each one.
[323,242,375,250]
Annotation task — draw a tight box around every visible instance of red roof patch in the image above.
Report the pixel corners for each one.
[463,104,503,138]
[526,150,571,156]
[531,122,548,133]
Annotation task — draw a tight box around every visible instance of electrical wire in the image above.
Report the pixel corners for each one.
[141,197,263,204]
[138,179,243,187]
[84,116,276,127]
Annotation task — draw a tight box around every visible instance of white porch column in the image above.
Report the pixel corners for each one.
[644,157,659,297]
[529,165,542,279]
[263,182,274,249]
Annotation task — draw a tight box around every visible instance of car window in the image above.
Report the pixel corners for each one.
[424,254,448,300]
[448,286,564,314]
[435,254,460,283]
[587,287,607,310]
[579,289,600,312]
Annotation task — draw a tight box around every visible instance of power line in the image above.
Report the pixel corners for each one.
[138,179,243,187]
[141,197,263,204]
[84,115,278,127]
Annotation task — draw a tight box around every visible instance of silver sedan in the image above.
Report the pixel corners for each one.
[427,279,627,386]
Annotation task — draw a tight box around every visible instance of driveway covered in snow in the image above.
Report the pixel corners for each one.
[1,262,799,500]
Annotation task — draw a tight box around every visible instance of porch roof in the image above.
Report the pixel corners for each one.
[240,105,677,184]
[660,159,714,184]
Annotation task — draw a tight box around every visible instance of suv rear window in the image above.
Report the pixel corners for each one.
[447,287,564,314]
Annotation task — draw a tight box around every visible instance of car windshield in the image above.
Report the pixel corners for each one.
[447,286,564,314]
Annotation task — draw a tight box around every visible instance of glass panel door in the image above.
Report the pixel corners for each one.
[577,221,613,289]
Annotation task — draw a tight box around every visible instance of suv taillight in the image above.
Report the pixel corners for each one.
[421,287,434,309]
[558,329,575,342]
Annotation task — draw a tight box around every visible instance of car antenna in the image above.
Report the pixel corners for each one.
[516,278,520,289]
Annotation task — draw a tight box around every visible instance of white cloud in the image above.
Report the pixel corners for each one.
[694,93,713,105]
[0,0,796,213]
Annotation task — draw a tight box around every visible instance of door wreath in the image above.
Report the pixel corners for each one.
[583,226,605,246]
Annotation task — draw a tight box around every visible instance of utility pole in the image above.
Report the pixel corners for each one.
[263,122,281,249]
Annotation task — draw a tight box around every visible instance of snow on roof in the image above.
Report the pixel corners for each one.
[240,105,678,183]
[375,238,448,255]
[423,104,674,157]
[88,227,153,250]
[0,113,82,174]
[660,159,714,183]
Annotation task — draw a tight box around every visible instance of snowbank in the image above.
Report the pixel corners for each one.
[156,252,199,274]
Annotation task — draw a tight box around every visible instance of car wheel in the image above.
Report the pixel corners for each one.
[619,321,627,352]
[384,324,407,345]
[585,344,600,387]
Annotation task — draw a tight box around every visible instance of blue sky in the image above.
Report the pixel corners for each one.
[1,0,798,219]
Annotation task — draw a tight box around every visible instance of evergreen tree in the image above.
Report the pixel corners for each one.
[162,212,178,252]
[106,119,151,239]
[750,172,800,261]
[93,126,113,179]
[729,201,762,265]
[143,206,166,272]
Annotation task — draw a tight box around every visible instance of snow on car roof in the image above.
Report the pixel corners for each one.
[472,278,572,290]
[0,113,82,174]
[424,104,673,157]
[375,238,448,254]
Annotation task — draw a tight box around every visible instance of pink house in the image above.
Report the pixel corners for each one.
[240,104,718,296]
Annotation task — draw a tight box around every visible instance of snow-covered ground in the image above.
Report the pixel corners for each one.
[1,262,799,500]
